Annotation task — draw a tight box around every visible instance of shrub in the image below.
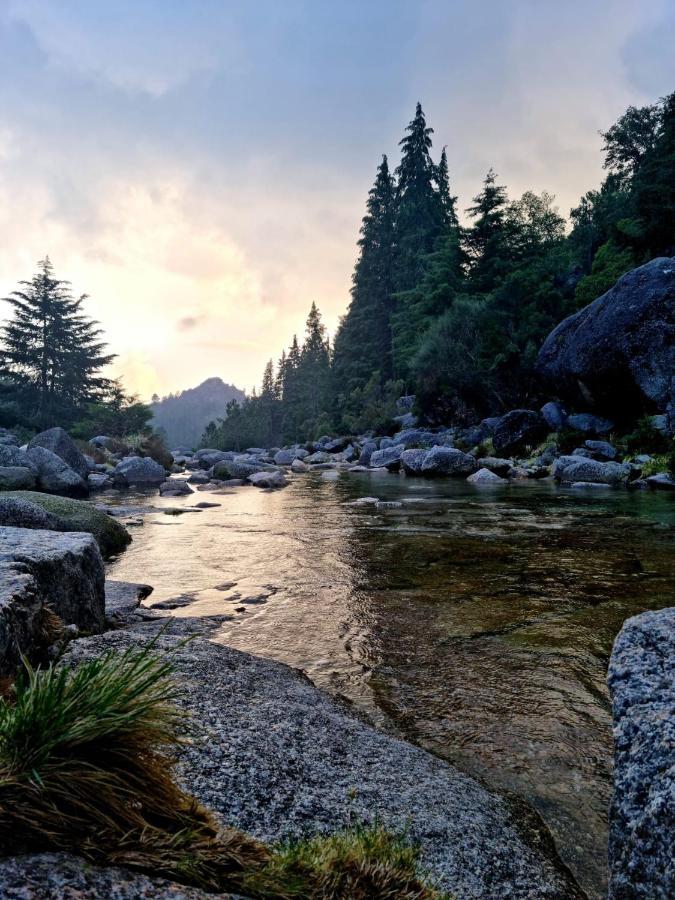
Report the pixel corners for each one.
[620,417,670,455]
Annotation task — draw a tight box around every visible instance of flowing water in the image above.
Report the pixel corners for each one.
[102,472,675,898]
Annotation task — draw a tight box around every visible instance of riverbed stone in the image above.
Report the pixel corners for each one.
[0,444,33,468]
[646,472,675,491]
[28,426,89,481]
[566,413,614,435]
[553,457,631,486]
[273,449,294,465]
[357,440,377,466]
[421,446,478,477]
[467,467,506,484]
[540,401,567,431]
[0,526,105,676]
[493,410,548,456]
[65,626,583,899]
[607,607,675,900]
[25,446,89,496]
[213,460,263,480]
[400,448,428,475]
[248,470,288,489]
[290,458,308,472]
[369,445,405,470]
[477,456,514,477]
[0,465,36,490]
[584,439,617,460]
[113,456,167,486]
[159,479,193,496]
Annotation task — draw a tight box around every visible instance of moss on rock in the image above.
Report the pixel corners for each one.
[2,492,131,558]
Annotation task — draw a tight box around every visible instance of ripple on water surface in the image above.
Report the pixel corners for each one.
[102,474,675,899]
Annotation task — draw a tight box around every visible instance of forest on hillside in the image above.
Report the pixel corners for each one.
[204,91,675,451]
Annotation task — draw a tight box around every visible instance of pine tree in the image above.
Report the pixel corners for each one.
[332,154,396,400]
[463,169,511,292]
[394,102,445,292]
[298,303,330,434]
[0,257,115,425]
[435,147,458,226]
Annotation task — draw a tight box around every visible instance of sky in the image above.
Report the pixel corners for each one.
[0,0,672,399]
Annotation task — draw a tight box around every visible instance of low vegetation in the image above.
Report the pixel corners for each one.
[0,643,448,898]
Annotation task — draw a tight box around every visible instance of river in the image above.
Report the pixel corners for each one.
[102,471,675,898]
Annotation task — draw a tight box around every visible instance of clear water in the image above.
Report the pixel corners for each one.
[102,472,675,898]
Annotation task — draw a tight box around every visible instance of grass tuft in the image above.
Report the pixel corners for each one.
[0,644,448,898]
[247,823,450,899]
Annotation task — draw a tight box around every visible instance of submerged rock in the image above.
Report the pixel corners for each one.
[607,608,675,899]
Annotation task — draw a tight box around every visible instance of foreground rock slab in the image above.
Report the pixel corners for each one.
[67,624,582,899]
[0,526,105,676]
[607,607,675,900]
[0,853,220,899]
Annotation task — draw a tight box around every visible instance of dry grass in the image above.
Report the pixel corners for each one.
[0,644,448,898]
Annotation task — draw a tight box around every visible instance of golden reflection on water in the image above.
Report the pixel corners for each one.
[104,473,675,899]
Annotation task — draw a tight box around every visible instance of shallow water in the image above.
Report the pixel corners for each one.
[103,473,675,898]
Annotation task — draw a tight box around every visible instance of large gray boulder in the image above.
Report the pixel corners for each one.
[421,446,478,477]
[607,608,674,899]
[273,449,294,466]
[492,410,548,456]
[248,470,288,489]
[28,427,89,481]
[0,444,33,468]
[0,466,36,490]
[553,456,631,486]
[25,446,89,496]
[113,456,166,486]
[537,258,675,420]
[369,445,405,471]
[212,459,262,480]
[0,526,105,677]
[357,440,377,467]
[400,448,428,475]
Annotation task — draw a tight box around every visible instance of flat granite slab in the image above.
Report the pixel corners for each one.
[66,621,582,899]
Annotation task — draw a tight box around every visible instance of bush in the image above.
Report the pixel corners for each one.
[619,416,671,455]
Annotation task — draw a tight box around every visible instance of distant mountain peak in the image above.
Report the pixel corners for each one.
[150,376,245,448]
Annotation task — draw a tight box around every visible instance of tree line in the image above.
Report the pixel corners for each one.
[204,91,674,449]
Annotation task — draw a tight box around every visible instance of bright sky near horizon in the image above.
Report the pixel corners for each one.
[0,0,672,399]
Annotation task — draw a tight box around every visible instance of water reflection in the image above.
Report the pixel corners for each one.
[103,473,675,899]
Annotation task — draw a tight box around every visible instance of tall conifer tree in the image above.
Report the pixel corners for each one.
[332,154,396,400]
[0,257,114,425]
[394,102,445,292]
